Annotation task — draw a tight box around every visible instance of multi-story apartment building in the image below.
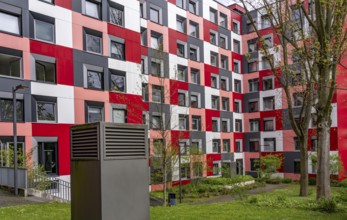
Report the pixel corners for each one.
[0,0,345,185]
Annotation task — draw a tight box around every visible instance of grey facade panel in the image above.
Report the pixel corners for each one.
[244,132,260,152]
[187,36,204,63]
[283,152,300,173]
[243,92,260,113]
[282,108,302,130]
[190,131,206,153]
[147,49,170,78]
[219,68,233,91]
[146,0,168,27]
[189,83,205,109]
[220,111,233,131]
[149,102,171,130]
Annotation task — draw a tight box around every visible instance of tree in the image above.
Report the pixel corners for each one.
[258,154,283,179]
[240,0,347,199]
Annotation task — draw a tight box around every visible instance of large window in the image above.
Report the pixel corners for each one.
[219,13,227,28]
[233,40,240,53]
[109,5,124,26]
[221,119,229,132]
[180,163,190,179]
[235,119,242,132]
[210,52,218,67]
[34,19,55,43]
[233,21,240,34]
[113,108,126,123]
[152,85,163,103]
[179,114,188,130]
[190,68,199,84]
[36,61,55,83]
[176,15,186,33]
[211,96,219,110]
[249,100,259,112]
[249,119,259,132]
[212,140,220,153]
[87,70,103,90]
[209,8,217,23]
[248,79,259,92]
[142,83,149,101]
[151,59,162,76]
[190,45,199,61]
[152,114,162,130]
[219,35,227,49]
[264,138,276,151]
[84,29,102,54]
[84,0,101,19]
[248,38,258,53]
[0,142,25,167]
[234,100,241,113]
[263,97,275,110]
[177,65,187,82]
[249,140,259,152]
[87,105,103,123]
[189,21,198,38]
[222,97,229,111]
[178,92,187,106]
[37,101,56,122]
[190,94,199,108]
[110,71,126,92]
[223,139,230,152]
[264,118,275,131]
[210,31,217,45]
[263,77,274,90]
[188,0,198,15]
[0,99,24,122]
[221,55,228,70]
[212,119,219,132]
[235,140,242,152]
[177,42,186,57]
[0,53,22,78]
[0,12,20,35]
[192,115,201,131]
[38,142,57,175]
[234,79,241,93]
[110,41,125,60]
[151,31,163,50]
[150,7,161,24]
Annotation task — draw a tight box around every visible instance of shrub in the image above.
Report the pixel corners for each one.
[316,198,337,213]
[201,175,254,186]
[337,178,347,188]
[281,177,293,184]
[276,195,286,203]
[308,178,316,186]
[330,179,339,187]
[265,177,282,184]
[247,196,258,204]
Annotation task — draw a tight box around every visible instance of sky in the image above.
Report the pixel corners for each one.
[216,0,239,6]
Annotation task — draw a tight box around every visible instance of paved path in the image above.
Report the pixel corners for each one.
[192,184,287,205]
[0,188,49,208]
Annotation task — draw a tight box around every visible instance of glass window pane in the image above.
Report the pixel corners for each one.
[35,20,54,42]
[111,42,125,60]
[36,61,55,83]
[37,102,55,121]
[0,99,23,121]
[113,109,126,123]
[0,12,20,35]
[87,70,102,89]
[85,1,100,18]
[86,34,102,54]
[88,106,102,123]
[109,7,123,26]
[150,8,159,23]
[110,74,125,92]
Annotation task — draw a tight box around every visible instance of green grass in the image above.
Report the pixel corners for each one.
[0,185,346,220]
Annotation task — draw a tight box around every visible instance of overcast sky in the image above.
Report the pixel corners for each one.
[217,0,238,6]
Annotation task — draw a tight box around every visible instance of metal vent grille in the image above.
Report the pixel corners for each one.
[71,125,99,160]
[104,126,146,160]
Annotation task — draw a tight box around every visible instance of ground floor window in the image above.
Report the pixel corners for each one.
[0,142,25,167]
[38,142,58,175]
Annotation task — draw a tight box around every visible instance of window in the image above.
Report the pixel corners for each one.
[192,115,201,131]
[291,72,302,85]
[249,100,259,112]
[152,114,162,130]
[249,119,259,132]
[178,92,186,106]
[150,7,160,24]
[110,41,125,60]
[189,21,198,38]
[87,105,103,123]
[223,139,230,152]
[209,8,217,23]
[219,13,227,28]
[264,118,275,131]
[0,142,25,167]
[213,162,220,175]
[293,93,304,107]
[0,99,24,122]
[189,45,199,61]
[188,1,197,15]
[220,77,228,91]
[221,119,229,132]
[179,141,189,155]
[248,38,258,53]
[180,163,190,179]
[177,42,186,57]
[140,28,147,46]
[113,108,126,123]
[212,140,220,153]
[190,94,199,108]
[233,40,240,53]
[179,114,188,130]
[234,79,241,93]
[234,100,241,113]
[311,137,317,151]
[294,137,300,151]
[248,79,259,92]
[212,119,219,132]
[84,0,101,19]
[263,97,275,110]
[177,65,187,81]
[210,31,217,45]
[38,142,57,175]
[211,96,219,110]
[37,101,56,122]
[211,75,218,89]
[152,86,163,103]
[36,61,55,83]
[247,21,255,33]
[87,70,103,90]
[294,161,301,173]
[109,4,124,26]
[190,68,199,84]
[264,138,276,151]
[142,83,149,101]
[250,140,259,152]
[176,15,186,33]
[222,97,229,111]
[193,162,202,177]
[235,140,242,152]
[263,77,274,90]
[248,61,258,73]
[110,71,126,92]
[235,119,242,132]
[264,35,273,47]
[210,52,218,66]
[233,60,240,73]
[0,53,22,78]
[233,21,240,34]
[250,158,258,171]
[34,19,55,43]
[262,55,273,70]
[0,12,20,35]
[219,35,227,49]
[176,0,185,9]
[221,55,228,70]
[151,31,163,50]
[140,3,144,18]
[84,29,102,54]
[311,113,317,127]
[151,59,163,77]
[261,15,271,29]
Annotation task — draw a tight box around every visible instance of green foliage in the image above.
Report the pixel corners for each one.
[315,198,337,213]
[201,175,254,186]
[0,147,26,168]
[282,177,293,184]
[27,165,51,191]
[257,154,283,179]
[309,178,317,186]
[265,177,282,184]
[337,179,347,188]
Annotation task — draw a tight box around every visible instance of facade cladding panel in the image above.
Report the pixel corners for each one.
[0,0,345,184]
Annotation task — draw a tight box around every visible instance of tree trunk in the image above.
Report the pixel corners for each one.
[299,136,309,196]
[163,165,167,206]
[316,121,331,200]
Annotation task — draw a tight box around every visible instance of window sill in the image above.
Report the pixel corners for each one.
[82,13,102,21]
[33,38,55,45]
[0,30,22,38]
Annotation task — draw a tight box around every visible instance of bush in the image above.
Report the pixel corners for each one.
[308,178,316,186]
[337,178,347,188]
[331,179,339,187]
[247,196,258,204]
[201,175,254,186]
[281,177,293,184]
[316,198,337,213]
[265,177,282,184]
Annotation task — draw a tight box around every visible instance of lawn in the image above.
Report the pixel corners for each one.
[0,185,346,220]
